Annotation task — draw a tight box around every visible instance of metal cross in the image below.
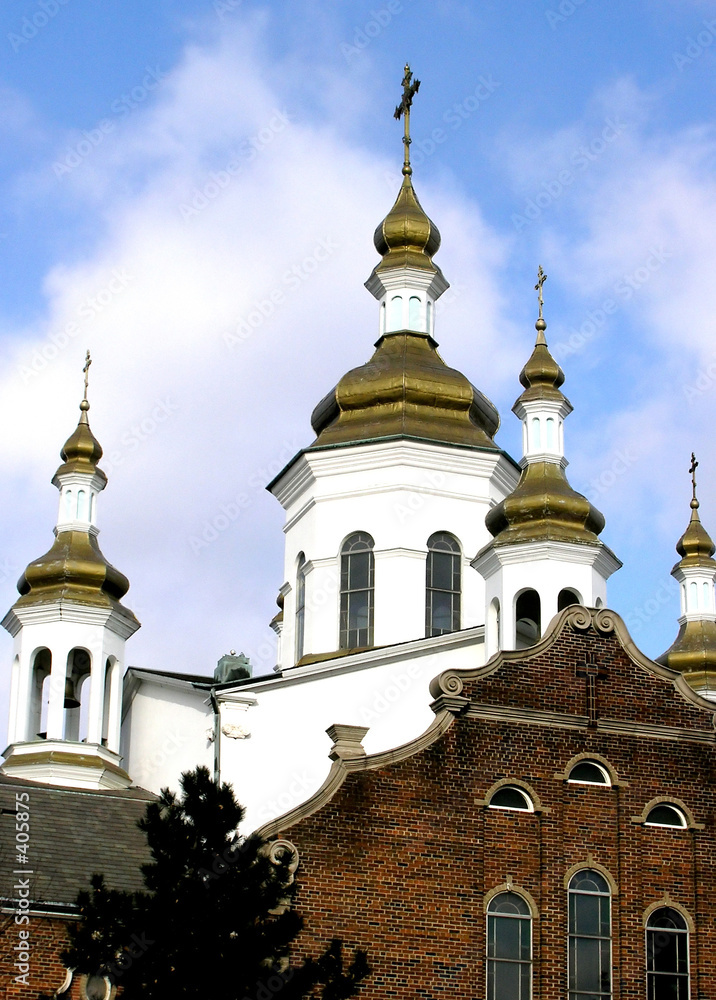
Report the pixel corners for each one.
[394,63,420,173]
[576,651,608,728]
[82,349,92,401]
[535,265,547,320]
[690,452,699,503]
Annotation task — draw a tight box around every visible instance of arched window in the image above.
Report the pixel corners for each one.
[486,892,532,1000]
[489,786,533,812]
[645,804,687,829]
[389,295,403,330]
[408,296,421,330]
[646,907,689,998]
[545,416,555,449]
[568,760,611,786]
[295,554,306,662]
[558,588,581,611]
[531,417,541,450]
[340,533,374,649]
[425,533,461,637]
[515,590,541,648]
[426,300,433,333]
[568,870,612,999]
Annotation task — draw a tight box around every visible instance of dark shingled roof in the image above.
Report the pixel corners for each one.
[0,774,155,913]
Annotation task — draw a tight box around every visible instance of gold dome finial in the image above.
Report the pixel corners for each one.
[56,350,104,478]
[674,454,715,563]
[394,63,420,176]
[81,349,91,411]
[690,452,699,508]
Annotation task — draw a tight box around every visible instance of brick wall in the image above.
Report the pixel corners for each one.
[282,619,716,999]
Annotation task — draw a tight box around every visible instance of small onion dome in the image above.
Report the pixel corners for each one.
[657,619,716,678]
[486,323,605,547]
[369,172,444,278]
[514,321,567,409]
[485,460,606,546]
[310,331,500,451]
[657,497,716,677]
[674,499,716,568]
[53,400,107,487]
[15,529,134,612]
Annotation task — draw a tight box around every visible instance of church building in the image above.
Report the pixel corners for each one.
[1,67,715,999]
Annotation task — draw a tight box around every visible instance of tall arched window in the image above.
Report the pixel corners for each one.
[646,907,689,998]
[486,892,532,999]
[515,590,541,647]
[425,532,461,637]
[340,533,374,649]
[295,554,306,662]
[568,869,612,999]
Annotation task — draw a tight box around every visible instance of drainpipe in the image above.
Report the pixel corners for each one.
[209,688,220,785]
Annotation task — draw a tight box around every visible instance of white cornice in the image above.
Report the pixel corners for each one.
[3,601,140,638]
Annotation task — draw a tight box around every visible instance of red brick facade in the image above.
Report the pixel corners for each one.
[274,607,716,999]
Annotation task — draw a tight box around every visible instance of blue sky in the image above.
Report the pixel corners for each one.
[1,0,716,736]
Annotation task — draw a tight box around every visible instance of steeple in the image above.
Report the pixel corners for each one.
[268,69,520,670]
[2,354,140,789]
[473,271,620,655]
[657,455,716,696]
[310,65,499,452]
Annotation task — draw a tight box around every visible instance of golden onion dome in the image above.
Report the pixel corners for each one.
[657,462,716,678]
[485,316,606,547]
[674,499,716,567]
[515,320,566,406]
[53,399,107,486]
[310,331,500,451]
[370,172,443,277]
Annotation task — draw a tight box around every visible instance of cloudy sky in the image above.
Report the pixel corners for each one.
[1,0,715,740]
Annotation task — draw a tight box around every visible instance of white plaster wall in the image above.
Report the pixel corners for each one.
[272,440,518,668]
[121,677,213,792]
[122,629,486,832]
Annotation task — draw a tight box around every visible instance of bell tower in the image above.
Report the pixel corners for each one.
[2,353,140,789]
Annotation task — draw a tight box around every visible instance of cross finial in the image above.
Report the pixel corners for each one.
[393,63,420,176]
[690,452,699,508]
[82,350,92,407]
[535,266,547,320]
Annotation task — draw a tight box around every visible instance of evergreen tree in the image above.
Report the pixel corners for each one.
[42,767,369,1000]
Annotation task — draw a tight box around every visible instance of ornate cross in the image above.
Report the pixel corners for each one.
[535,265,547,320]
[394,63,420,174]
[690,452,699,503]
[82,349,92,401]
[576,651,608,728]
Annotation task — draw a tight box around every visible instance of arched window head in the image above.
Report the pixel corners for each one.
[568,870,612,998]
[340,533,374,649]
[295,554,306,663]
[489,786,533,812]
[425,533,461,637]
[515,590,540,648]
[568,760,611,786]
[389,295,402,331]
[558,588,581,612]
[645,804,687,829]
[486,892,532,999]
[408,296,421,331]
[647,907,689,997]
